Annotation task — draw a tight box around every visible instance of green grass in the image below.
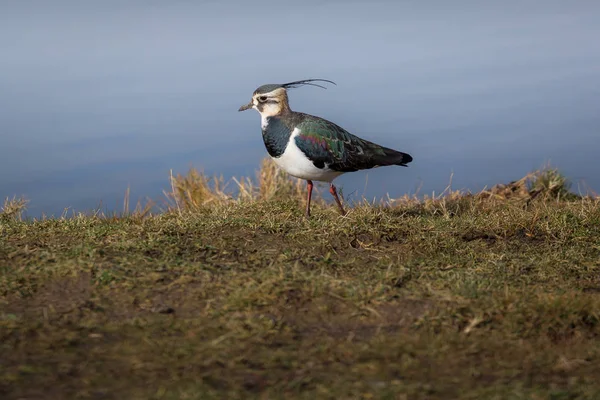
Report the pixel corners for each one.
[1,164,600,399]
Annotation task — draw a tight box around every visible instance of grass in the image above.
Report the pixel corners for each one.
[1,160,600,399]
[165,158,307,211]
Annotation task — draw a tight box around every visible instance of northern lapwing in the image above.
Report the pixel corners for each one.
[238,79,413,217]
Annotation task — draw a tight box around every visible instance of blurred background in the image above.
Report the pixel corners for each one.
[1,0,599,216]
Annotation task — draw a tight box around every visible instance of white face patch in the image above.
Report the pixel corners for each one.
[257,102,282,117]
[251,88,288,118]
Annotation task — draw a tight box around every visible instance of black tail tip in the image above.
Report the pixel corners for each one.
[399,152,413,166]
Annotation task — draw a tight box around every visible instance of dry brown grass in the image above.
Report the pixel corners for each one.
[165,158,584,216]
[165,158,309,212]
[0,196,28,221]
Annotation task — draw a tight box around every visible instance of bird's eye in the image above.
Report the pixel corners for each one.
[258,96,267,102]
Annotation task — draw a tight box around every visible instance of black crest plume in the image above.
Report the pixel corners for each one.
[281,79,337,90]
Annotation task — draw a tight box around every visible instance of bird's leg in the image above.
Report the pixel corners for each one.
[329,183,346,216]
[305,180,313,218]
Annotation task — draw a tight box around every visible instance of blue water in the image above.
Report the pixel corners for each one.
[2,1,599,216]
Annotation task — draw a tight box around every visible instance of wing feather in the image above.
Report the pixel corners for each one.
[293,115,410,172]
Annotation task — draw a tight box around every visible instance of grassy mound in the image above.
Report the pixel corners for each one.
[1,161,599,399]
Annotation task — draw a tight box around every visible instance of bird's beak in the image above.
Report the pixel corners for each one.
[238,101,253,112]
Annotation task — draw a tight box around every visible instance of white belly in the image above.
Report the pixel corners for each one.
[272,128,343,182]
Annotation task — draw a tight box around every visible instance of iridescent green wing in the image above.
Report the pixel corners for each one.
[294,115,388,172]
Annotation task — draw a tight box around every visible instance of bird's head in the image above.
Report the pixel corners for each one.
[238,79,336,117]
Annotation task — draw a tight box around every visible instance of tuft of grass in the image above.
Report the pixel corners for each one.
[1,196,28,221]
[477,164,580,203]
[165,158,312,212]
[164,168,231,211]
[528,164,573,200]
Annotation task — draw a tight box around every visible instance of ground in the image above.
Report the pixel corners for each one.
[1,195,600,399]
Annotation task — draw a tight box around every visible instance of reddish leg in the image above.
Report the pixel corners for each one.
[329,183,346,215]
[305,180,313,218]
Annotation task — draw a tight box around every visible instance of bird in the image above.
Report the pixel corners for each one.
[238,79,413,218]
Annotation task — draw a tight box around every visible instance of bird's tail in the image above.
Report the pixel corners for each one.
[375,146,413,167]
